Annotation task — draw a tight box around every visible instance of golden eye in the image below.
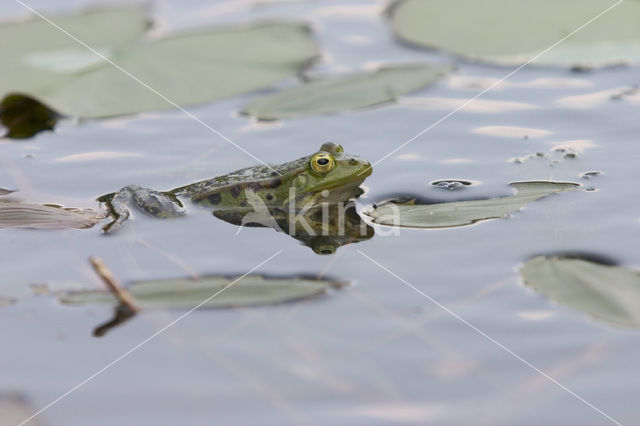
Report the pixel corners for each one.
[310,152,335,174]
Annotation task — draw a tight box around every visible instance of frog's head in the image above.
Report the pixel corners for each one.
[291,143,372,199]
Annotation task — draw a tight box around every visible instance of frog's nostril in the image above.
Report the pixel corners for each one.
[349,159,359,165]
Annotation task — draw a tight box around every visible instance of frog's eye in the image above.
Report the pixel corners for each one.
[315,245,335,255]
[320,142,343,154]
[310,152,335,174]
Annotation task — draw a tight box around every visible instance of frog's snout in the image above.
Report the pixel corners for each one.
[350,157,372,177]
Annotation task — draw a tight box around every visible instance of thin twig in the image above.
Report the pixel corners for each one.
[89,257,140,314]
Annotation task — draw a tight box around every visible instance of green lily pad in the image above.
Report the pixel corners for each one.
[59,275,347,309]
[521,255,640,328]
[0,202,104,229]
[0,6,150,97]
[388,0,640,67]
[2,6,318,118]
[39,22,318,118]
[365,181,578,228]
[241,64,451,120]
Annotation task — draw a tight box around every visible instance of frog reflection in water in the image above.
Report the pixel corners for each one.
[100,143,374,253]
[216,202,374,255]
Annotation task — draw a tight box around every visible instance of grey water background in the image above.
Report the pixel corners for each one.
[1,0,639,425]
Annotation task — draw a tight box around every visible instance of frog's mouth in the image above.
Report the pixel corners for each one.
[305,162,372,195]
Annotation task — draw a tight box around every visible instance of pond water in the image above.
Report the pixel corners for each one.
[1,0,639,425]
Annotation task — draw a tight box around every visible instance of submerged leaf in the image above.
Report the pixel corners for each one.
[521,256,640,328]
[38,22,318,118]
[60,275,347,309]
[0,202,104,229]
[388,0,640,67]
[0,93,60,139]
[0,6,150,97]
[365,181,578,228]
[241,64,451,120]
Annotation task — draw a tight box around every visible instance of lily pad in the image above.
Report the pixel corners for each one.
[388,0,640,67]
[59,275,347,309]
[521,255,640,328]
[0,6,150,97]
[365,181,578,228]
[2,6,318,118]
[241,64,451,120]
[0,202,104,229]
[39,22,318,118]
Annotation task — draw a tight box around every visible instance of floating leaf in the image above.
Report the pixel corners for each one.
[37,22,318,118]
[2,5,318,118]
[388,0,640,67]
[521,255,640,328]
[0,6,150,97]
[241,64,451,120]
[60,275,347,309]
[0,93,60,139]
[0,202,104,229]
[365,181,578,228]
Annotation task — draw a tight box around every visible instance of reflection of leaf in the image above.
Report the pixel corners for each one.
[60,275,347,309]
[0,93,60,139]
[521,256,640,328]
[0,202,104,229]
[0,6,150,97]
[38,22,318,118]
[0,393,37,425]
[365,181,578,228]
[0,297,16,307]
[388,0,640,67]
[0,188,16,196]
[556,87,640,109]
[398,97,537,113]
[241,64,451,120]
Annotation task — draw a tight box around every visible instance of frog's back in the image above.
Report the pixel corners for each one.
[174,156,308,206]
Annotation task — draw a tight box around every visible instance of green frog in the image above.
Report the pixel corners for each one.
[99,142,372,233]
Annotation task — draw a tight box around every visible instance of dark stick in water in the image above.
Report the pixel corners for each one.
[89,257,140,337]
